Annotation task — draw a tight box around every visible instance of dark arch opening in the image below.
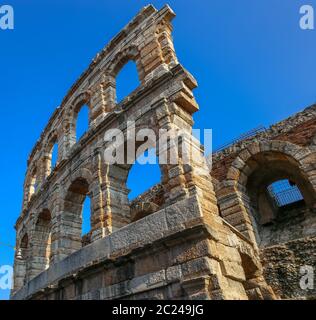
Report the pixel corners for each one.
[64,178,92,250]
[243,151,316,247]
[20,234,28,252]
[33,209,52,273]
[19,233,29,285]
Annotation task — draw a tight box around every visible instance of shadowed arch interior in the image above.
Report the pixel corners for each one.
[32,209,52,276]
[44,134,58,177]
[240,151,316,246]
[63,177,92,252]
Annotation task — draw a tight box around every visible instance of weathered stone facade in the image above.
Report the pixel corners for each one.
[11,5,315,300]
[212,104,316,299]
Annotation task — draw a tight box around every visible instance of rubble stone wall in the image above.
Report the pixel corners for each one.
[212,105,316,299]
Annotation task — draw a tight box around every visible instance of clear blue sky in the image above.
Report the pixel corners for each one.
[0,0,315,300]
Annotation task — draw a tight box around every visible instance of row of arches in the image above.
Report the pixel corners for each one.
[26,61,141,204]
[16,150,162,286]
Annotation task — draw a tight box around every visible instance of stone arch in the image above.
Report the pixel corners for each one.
[219,140,316,246]
[100,46,144,112]
[104,158,163,231]
[60,168,95,257]
[65,167,94,189]
[107,45,144,83]
[13,232,30,290]
[29,209,52,279]
[227,141,316,203]
[25,164,39,203]
[101,115,210,231]
[101,119,182,231]
[42,130,59,178]
[19,233,29,261]
[67,91,92,146]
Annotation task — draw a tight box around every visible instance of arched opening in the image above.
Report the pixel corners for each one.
[51,142,58,170]
[103,129,175,231]
[20,234,29,259]
[19,233,29,285]
[33,209,52,275]
[64,178,92,251]
[28,168,38,201]
[127,148,164,222]
[127,149,161,200]
[115,60,140,103]
[45,139,58,177]
[75,105,89,142]
[81,196,91,246]
[242,151,316,247]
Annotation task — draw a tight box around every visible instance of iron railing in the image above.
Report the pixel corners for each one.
[268,183,304,207]
[213,126,266,153]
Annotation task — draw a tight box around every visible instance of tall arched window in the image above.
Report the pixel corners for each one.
[64,178,92,251]
[127,148,163,222]
[82,196,91,237]
[28,168,38,201]
[115,61,140,103]
[51,142,58,170]
[33,210,52,274]
[20,233,29,285]
[127,149,161,200]
[241,151,315,247]
[75,105,89,142]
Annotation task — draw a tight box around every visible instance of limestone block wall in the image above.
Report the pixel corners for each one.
[13,3,314,300]
[12,196,275,300]
[12,5,274,300]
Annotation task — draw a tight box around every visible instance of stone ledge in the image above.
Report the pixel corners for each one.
[11,195,205,300]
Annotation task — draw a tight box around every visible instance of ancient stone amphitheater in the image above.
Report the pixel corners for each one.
[11,5,316,300]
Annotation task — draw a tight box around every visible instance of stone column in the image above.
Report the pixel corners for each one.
[27,211,51,280]
[11,250,26,293]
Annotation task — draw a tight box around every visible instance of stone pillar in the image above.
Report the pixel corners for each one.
[58,196,83,259]
[50,188,69,264]
[89,75,115,126]
[216,184,260,246]
[90,150,108,242]
[27,211,51,280]
[12,250,26,293]
[101,165,131,233]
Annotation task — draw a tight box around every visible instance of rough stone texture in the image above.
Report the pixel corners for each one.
[11,4,315,301]
[212,104,316,182]
[212,102,316,299]
[12,196,274,300]
[261,238,316,299]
